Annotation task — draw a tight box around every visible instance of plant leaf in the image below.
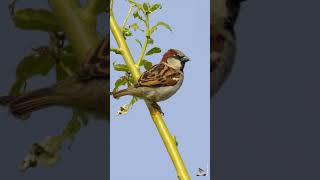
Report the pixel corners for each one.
[133,6,144,22]
[135,39,143,48]
[147,37,154,45]
[129,23,139,31]
[151,21,172,34]
[128,0,138,6]
[113,62,129,72]
[142,3,150,13]
[113,77,127,92]
[141,59,153,70]
[10,54,55,95]
[145,47,161,56]
[150,3,162,13]
[12,8,62,32]
[128,96,138,107]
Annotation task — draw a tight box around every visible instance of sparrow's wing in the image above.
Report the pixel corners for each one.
[77,60,109,80]
[78,37,109,80]
[136,63,181,88]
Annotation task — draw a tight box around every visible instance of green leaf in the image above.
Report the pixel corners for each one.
[151,21,172,34]
[133,6,144,21]
[113,77,127,92]
[142,3,150,13]
[147,37,154,45]
[12,8,62,32]
[141,59,153,70]
[63,114,81,138]
[128,96,138,107]
[129,23,139,31]
[135,39,143,48]
[128,0,138,6]
[145,47,161,56]
[113,62,129,72]
[10,54,55,95]
[150,3,162,13]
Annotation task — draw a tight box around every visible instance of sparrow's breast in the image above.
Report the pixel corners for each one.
[144,74,184,102]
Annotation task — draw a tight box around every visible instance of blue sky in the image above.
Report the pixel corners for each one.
[110,0,210,179]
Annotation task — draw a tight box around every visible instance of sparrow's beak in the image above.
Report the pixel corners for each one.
[181,56,190,62]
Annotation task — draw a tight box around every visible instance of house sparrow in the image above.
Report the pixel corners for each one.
[0,39,109,120]
[211,0,245,96]
[112,49,190,113]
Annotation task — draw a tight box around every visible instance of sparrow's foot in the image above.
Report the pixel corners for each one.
[151,102,164,116]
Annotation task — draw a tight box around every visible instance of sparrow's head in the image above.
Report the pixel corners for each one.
[161,49,190,71]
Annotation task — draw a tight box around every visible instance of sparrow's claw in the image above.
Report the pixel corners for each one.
[151,102,164,116]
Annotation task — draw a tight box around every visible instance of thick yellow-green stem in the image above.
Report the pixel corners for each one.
[110,9,190,180]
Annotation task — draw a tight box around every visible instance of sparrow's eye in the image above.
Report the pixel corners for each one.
[173,55,184,60]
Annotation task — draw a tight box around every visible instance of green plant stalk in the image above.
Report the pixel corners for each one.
[110,10,191,180]
[121,5,133,29]
[49,0,100,61]
[136,14,150,67]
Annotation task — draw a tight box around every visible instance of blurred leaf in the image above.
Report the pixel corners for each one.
[129,96,138,106]
[135,39,142,48]
[128,0,138,6]
[12,8,62,32]
[147,37,154,45]
[113,62,129,72]
[129,23,139,31]
[142,3,150,13]
[10,54,55,95]
[145,47,161,56]
[151,21,172,34]
[113,77,127,92]
[141,59,153,70]
[62,112,82,138]
[149,3,161,13]
[133,6,144,21]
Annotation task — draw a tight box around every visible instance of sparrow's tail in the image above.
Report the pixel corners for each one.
[111,88,132,99]
[0,87,63,120]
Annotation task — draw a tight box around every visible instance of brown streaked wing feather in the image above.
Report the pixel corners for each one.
[136,63,181,88]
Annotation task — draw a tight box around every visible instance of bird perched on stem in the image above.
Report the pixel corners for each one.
[112,49,190,114]
[0,38,109,120]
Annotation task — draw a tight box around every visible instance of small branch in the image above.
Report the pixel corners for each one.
[121,5,133,30]
[136,14,150,67]
[110,10,190,180]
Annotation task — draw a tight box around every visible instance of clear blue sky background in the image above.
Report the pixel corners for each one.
[110,0,210,179]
